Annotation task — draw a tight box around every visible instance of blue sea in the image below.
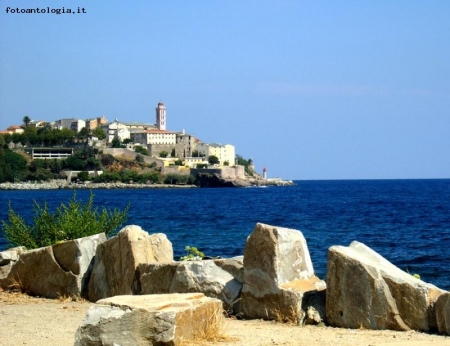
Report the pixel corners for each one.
[1,179,449,290]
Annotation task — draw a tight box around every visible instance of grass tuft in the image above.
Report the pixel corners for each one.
[56,293,85,303]
[180,305,232,346]
[270,305,302,325]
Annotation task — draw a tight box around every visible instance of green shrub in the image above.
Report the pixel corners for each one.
[180,246,205,261]
[101,154,115,167]
[164,173,193,185]
[26,168,53,182]
[92,171,121,183]
[77,171,90,182]
[66,155,86,170]
[159,151,168,158]
[135,146,149,156]
[136,154,144,163]
[2,191,130,249]
[0,148,28,183]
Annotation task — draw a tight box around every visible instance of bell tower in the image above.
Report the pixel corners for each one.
[156,102,166,130]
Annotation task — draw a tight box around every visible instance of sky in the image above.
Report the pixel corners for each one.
[1,1,449,180]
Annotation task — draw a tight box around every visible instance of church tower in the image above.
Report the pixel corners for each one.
[156,102,166,130]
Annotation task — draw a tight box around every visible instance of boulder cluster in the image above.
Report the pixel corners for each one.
[1,223,450,345]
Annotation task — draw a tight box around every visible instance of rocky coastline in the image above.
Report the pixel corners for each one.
[194,172,295,188]
[0,176,295,190]
[2,222,450,343]
[0,181,197,190]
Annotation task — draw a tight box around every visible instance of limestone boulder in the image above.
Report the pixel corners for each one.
[88,225,173,302]
[240,223,325,322]
[139,257,244,313]
[75,293,224,346]
[4,234,105,298]
[326,241,446,332]
[0,246,25,289]
[139,262,179,294]
[435,292,450,334]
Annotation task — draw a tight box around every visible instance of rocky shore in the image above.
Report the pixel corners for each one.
[0,177,294,190]
[0,181,197,190]
[194,173,295,188]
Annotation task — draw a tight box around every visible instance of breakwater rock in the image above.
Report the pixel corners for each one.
[0,181,197,190]
[0,178,292,190]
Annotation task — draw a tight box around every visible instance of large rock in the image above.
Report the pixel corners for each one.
[75,293,224,346]
[0,246,25,289]
[326,241,446,332]
[435,292,450,335]
[88,225,173,302]
[3,234,105,298]
[240,223,325,322]
[139,257,243,313]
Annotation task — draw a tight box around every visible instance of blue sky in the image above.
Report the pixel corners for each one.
[1,1,449,180]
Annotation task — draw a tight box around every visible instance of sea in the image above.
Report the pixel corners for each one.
[1,179,449,290]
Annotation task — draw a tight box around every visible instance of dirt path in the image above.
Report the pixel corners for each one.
[1,291,448,346]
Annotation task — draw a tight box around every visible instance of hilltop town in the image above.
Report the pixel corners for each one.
[0,103,292,187]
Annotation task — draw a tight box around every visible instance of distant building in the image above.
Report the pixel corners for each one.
[86,115,108,130]
[156,102,166,130]
[102,118,130,142]
[123,121,156,132]
[130,103,196,158]
[196,142,235,167]
[184,156,208,168]
[28,120,48,128]
[55,118,85,132]
[70,119,86,133]
[6,125,24,134]
[130,129,176,145]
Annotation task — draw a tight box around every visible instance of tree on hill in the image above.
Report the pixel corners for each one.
[208,155,219,165]
[111,135,122,148]
[0,133,11,146]
[92,127,106,140]
[0,148,28,183]
[23,126,38,146]
[58,128,76,146]
[77,127,90,141]
[65,155,87,170]
[236,154,254,176]
[23,116,31,127]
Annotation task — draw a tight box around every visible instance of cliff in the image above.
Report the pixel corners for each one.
[194,173,294,188]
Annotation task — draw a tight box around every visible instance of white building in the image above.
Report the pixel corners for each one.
[196,143,235,166]
[102,118,130,142]
[55,118,85,132]
[130,129,177,145]
[70,119,86,133]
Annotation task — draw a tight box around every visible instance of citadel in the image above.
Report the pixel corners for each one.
[3,102,236,170]
[1,102,281,184]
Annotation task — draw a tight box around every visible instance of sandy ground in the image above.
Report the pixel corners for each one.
[1,290,449,346]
